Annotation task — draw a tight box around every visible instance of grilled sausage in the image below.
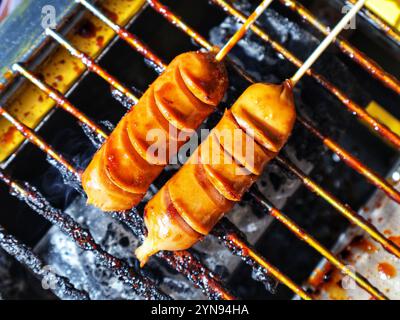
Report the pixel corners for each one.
[82,51,228,211]
[135,81,296,266]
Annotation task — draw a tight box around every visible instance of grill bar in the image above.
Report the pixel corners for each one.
[348,0,400,46]
[0,106,81,180]
[210,0,400,149]
[212,219,312,300]
[278,0,400,95]
[45,28,138,105]
[275,155,400,259]
[146,0,400,259]
[249,186,388,300]
[0,170,170,300]
[76,0,167,71]
[297,115,400,204]
[12,63,108,141]
[0,222,90,300]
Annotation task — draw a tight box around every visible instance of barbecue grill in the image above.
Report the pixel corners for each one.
[0,0,399,300]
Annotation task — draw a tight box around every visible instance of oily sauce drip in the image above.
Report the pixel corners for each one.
[377,262,397,280]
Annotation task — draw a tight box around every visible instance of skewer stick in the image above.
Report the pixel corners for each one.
[290,0,366,86]
[215,0,274,62]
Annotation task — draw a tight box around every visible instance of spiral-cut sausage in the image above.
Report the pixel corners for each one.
[82,51,228,212]
[135,81,296,266]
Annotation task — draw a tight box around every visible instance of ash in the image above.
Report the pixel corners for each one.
[34,198,137,300]
[0,250,27,299]
[34,197,204,300]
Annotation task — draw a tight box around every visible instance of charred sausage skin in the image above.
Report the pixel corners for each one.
[82,52,228,211]
[136,81,296,266]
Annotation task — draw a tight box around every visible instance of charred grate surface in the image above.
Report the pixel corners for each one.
[0,170,170,300]
[0,224,89,300]
[212,219,279,293]
[109,208,236,300]
[0,0,398,300]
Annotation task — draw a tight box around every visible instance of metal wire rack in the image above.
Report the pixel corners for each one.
[0,0,399,300]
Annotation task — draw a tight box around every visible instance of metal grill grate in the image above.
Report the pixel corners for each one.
[0,0,399,300]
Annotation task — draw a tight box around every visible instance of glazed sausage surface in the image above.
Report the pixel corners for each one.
[82,52,228,212]
[135,81,296,266]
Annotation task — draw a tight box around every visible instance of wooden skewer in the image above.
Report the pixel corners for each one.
[216,0,366,86]
[291,0,367,86]
[215,0,274,62]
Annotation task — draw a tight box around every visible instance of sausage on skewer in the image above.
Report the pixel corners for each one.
[136,81,296,266]
[82,51,228,211]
